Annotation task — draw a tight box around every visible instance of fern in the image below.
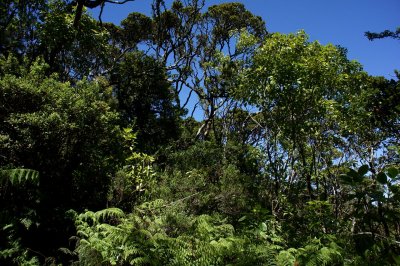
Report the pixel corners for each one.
[73,200,306,265]
[295,236,343,266]
[276,249,297,266]
[0,168,40,265]
[0,224,40,266]
[0,168,39,186]
[95,208,125,222]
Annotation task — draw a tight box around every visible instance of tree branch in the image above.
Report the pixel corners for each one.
[73,0,137,27]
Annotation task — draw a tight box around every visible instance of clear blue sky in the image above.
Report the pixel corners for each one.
[90,0,400,79]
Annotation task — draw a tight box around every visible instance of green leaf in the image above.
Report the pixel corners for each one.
[261,222,267,231]
[238,216,247,222]
[387,167,399,179]
[376,172,387,184]
[358,165,369,176]
[346,168,359,179]
[339,174,352,184]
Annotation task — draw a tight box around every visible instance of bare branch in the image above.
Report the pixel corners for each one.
[98,1,105,26]
[181,88,194,110]
[104,0,136,5]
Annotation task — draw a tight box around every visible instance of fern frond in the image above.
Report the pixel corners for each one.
[95,208,125,221]
[58,247,75,256]
[277,248,297,266]
[129,256,151,265]
[78,211,97,224]
[0,168,39,186]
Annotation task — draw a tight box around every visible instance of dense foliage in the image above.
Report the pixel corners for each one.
[1,0,399,265]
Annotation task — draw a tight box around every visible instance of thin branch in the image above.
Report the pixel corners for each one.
[190,102,199,118]
[181,88,194,110]
[98,1,105,26]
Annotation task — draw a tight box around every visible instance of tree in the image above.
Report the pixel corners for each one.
[0,57,123,261]
[192,2,266,139]
[35,2,182,154]
[0,0,46,57]
[365,27,400,41]
[132,1,267,139]
[365,75,400,139]
[37,1,113,80]
[235,31,366,210]
[110,51,181,153]
[71,0,137,27]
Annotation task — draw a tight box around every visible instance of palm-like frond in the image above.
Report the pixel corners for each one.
[0,169,39,186]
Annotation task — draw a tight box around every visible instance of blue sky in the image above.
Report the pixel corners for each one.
[90,0,399,79]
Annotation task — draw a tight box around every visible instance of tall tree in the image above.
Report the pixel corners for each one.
[127,0,267,139]
[235,31,366,205]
